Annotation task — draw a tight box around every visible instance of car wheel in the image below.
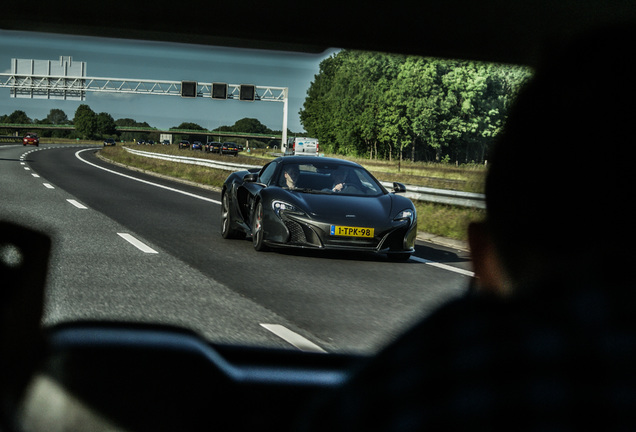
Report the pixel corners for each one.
[252,202,268,251]
[221,193,242,239]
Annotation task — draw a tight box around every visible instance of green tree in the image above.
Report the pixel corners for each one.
[299,53,343,153]
[172,122,204,130]
[116,118,143,127]
[0,110,31,135]
[300,50,531,162]
[6,110,32,124]
[170,122,205,142]
[73,104,98,139]
[96,112,117,136]
[36,109,71,138]
[116,118,152,142]
[45,108,69,125]
[231,118,272,134]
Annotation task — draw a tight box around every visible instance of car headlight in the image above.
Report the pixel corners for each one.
[272,200,305,217]
[394,209,415,222]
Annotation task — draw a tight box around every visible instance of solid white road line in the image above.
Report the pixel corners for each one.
[117,233,159,254]
[260,324,326,353]
[66,199,88,209]
[410,255,475,277]
[75,149,221,205]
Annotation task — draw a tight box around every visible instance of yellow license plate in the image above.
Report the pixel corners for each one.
[330,225,374,238]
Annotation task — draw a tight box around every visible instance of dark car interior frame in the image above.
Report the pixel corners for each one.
[2,1,636,430]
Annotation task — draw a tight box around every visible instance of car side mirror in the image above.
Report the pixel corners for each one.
[392,182,407,193]
[243,173,259,183]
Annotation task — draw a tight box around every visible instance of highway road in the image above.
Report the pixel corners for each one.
[0,143,473,355]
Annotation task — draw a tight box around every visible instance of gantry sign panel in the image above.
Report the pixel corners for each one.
[0,57,289,144]
[10,57,86,100]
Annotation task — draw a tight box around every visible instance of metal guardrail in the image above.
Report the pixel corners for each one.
[124,146,261,171]
[0,135,22,144]
[380,182,485,209]
[123,147,486,208]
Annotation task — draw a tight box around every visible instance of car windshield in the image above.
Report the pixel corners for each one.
[278,162,385,196]
[0,29,531,356]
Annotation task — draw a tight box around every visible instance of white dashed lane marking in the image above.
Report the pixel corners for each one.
[66,199,88,209]
[260,324,326,353]
[117,233,159,254]
[410,255,474,277]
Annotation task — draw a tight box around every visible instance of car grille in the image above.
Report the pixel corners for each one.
[325,237,379,248]
[284,220,306,243]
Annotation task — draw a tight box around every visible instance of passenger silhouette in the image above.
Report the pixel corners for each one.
[300,26,636,431]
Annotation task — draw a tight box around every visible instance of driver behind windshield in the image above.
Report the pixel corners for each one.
[330,169,349,193]
[280,164,300,189]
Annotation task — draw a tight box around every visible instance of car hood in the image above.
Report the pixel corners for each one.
[288,192,401,225]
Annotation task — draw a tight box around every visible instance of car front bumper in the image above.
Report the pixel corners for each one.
[265,212,417,254]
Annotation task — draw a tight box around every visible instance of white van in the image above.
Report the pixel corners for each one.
[284,137,319,156]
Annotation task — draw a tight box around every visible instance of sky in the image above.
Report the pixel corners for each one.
[0,30,338,133]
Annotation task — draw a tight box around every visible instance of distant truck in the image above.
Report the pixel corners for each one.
[283,137,319,156]
[160,134,172,145]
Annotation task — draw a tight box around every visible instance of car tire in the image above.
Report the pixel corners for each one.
[252,202,268,251]
[221,192,242,239]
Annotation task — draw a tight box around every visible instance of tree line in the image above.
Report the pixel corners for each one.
[299,50,532,164]
[0,106,146,141]
[0,106,295,147]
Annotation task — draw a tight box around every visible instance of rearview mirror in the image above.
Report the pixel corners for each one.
[392,182,407,193]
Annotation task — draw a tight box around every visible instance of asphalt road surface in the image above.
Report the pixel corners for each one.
[0,143,473,354]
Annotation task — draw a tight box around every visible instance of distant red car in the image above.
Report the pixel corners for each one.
[23,133,39,147]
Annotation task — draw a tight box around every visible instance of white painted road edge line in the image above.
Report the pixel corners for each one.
[117,233,159,254]
[66,199,88,209]
[75,148,221,205]
[410,255,475,277]
[260,324,326,353]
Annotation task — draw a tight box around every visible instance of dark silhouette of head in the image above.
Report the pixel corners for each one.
[482,25,636,288]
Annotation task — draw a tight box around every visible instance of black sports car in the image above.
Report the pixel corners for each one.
[221,156,417,260]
